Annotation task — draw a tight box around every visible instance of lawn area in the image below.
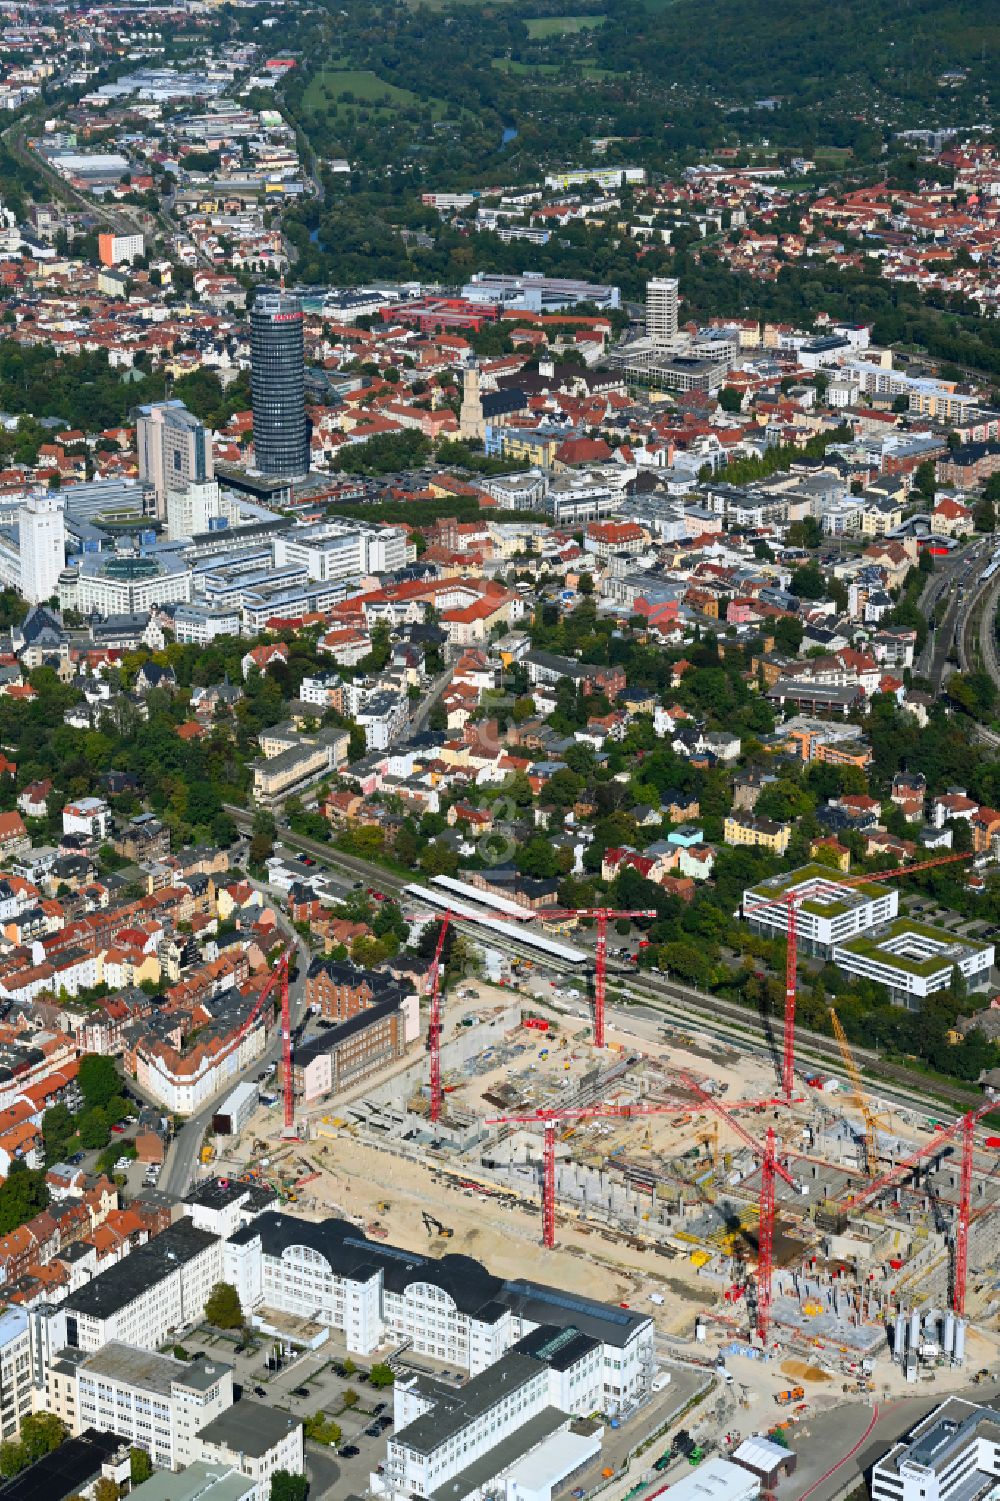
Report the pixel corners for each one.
[491,56,563,73]
[524,12,605,34]
[302,68,440,114]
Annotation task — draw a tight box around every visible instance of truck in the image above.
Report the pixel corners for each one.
[775,1386,805,1406]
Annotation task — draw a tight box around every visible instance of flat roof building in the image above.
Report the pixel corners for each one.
[51,1221,222,1354]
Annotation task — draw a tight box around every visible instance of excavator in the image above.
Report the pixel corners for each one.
[422,1211,454,1239]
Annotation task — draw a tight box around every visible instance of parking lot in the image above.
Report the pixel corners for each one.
[181,1327,396,1499]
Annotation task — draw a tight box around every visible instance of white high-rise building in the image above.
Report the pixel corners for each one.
[18,493,66,604]
[646,276,679,347]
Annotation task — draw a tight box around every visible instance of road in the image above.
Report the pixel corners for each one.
[783,1373,1000,1501]
[916,538,992,688]
[152,927,311,1198]
[410,662,455,735]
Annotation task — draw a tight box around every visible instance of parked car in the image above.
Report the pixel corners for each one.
[291,1386,311,1398]
[339,1445,360,1458]
[254,1386,267,1398]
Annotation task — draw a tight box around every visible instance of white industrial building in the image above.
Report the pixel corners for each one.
[195,1399,304,1501]
[224,1214,655,1414]
[46,1341,301,1500]
[384,1333,604,1501]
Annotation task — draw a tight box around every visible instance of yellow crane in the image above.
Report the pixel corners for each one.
[829,1006,884,1176]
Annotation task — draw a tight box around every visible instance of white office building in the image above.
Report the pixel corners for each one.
[743,865,899,957]
[48,1222,223,1355]
[58,549,192,615]
[645,277,679,347]
[275,519,407,583]
[386,1335,603,1501]
[165,480,223,541]
[195,1399,304,1501]
[0,1307,34,1442]
[52,1344,234,1470]
[872,1398,1000,1501]
[224,1214,655,1415]
[19,493,66,604]
[831,920,995,1010]
[173,602,242,644]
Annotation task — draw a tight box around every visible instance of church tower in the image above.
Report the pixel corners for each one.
[459,359,485,441]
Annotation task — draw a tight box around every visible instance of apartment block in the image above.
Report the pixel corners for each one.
[723,813,790,855]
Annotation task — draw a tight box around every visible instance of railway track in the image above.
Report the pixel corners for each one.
[228,805,984,1117]
[623,974,981,1114]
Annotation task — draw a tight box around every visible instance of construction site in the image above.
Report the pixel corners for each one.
[201,862,1000,1418]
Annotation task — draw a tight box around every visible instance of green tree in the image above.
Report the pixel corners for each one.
[304,1412,341,1446]
[271,1474,309,1501]
[204,1281,244,1330]
[42,1102,76,1165]
[131,1448,153,1485]
[515,835,560,880]
[0,1441,25,1478]
[77,1107,110,1150]
[342,1388,359,1408]
[20,1412,65,1461]
[368,1362,395,1389]
[913,459,937,500]
[789,562,826,600]
[78,1054,120,1108]
[0,1166,49,1235]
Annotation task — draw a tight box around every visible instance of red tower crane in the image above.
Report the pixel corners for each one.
[517,908,658,1048]
[745,852,973,1100]
[758,1128,777,1347]
[676,1070,799,1346]
[838,1096,995,1313]
[218,947,293,1133]
[427,911,452,1125]
[487,1087,788,1249]
[954,1109,976,1317]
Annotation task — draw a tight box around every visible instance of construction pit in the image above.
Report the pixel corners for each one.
[208,982,1000,1399]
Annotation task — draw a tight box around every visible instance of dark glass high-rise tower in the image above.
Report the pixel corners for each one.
[250,289,309,478]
